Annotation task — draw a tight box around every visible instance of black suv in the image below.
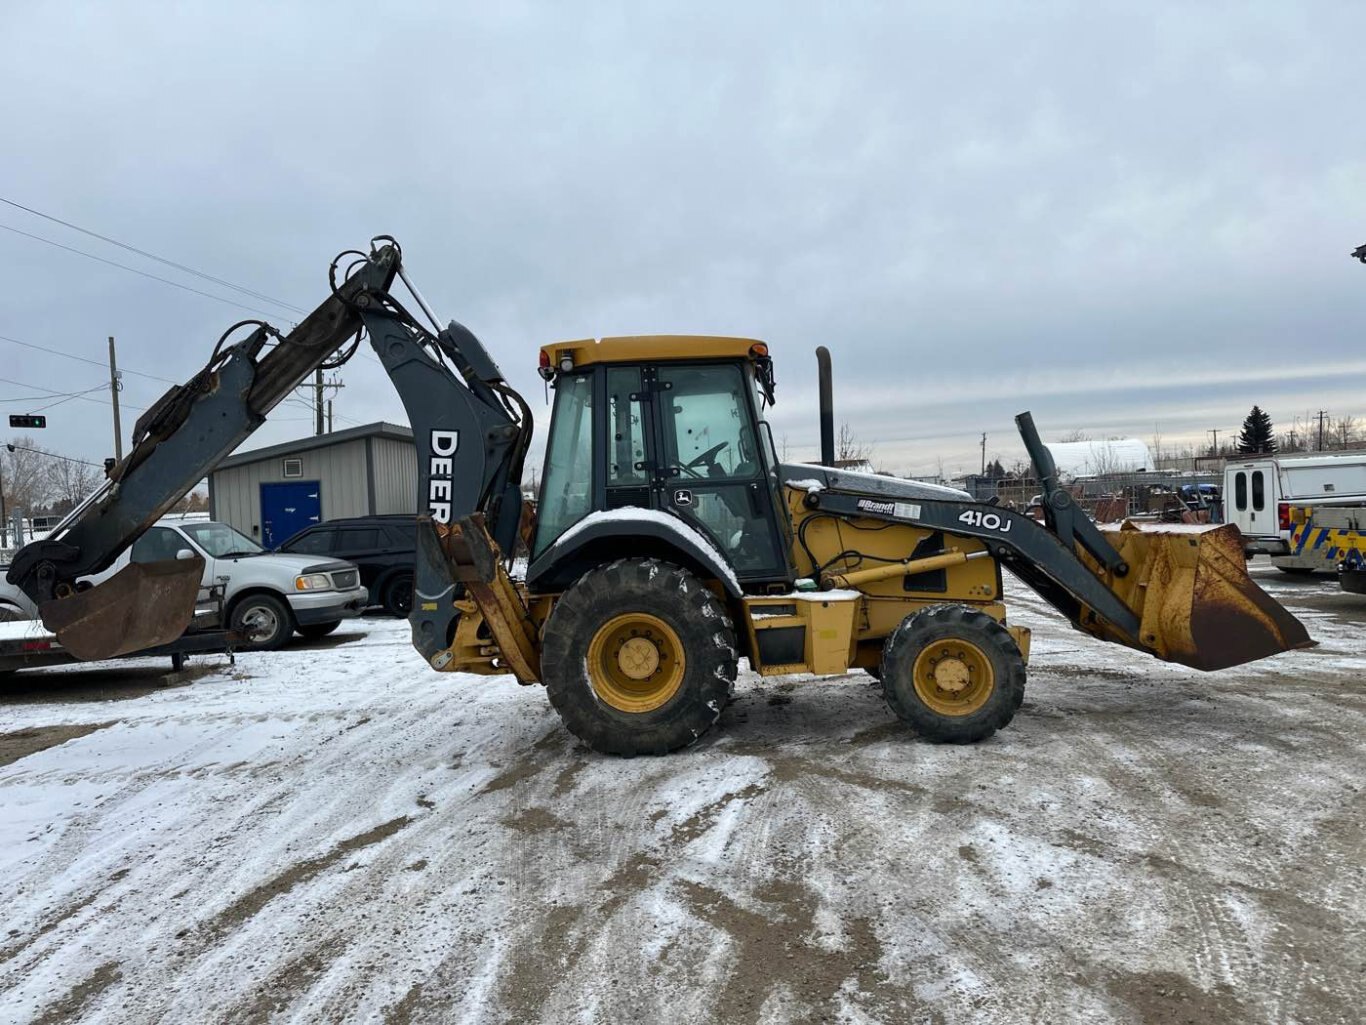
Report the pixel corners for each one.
[278,515,416,616]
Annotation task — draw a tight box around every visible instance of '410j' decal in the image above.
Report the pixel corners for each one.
[959,509,1013,532]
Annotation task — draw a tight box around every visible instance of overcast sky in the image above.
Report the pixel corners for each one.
[4,3,1365,480]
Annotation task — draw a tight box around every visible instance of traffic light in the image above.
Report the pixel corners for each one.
[8,414,47,429]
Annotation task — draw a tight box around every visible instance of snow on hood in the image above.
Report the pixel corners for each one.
[782,463,971,502]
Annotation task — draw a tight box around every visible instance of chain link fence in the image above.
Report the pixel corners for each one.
[960,471,1224,521]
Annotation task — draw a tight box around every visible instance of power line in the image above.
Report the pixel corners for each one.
[5,441,104,468]
[0,374,146,413]
[0,222,288,320]
[0,333,177,385]
[0,390,88,404]
[0,196,307,315]
[32,385,111,413]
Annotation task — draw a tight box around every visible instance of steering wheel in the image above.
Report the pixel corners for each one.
[682,441,729,478]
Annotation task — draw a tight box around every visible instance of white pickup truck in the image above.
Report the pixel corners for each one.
[1,519,368,649]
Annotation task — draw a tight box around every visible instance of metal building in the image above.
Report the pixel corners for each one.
[208,422,416,547]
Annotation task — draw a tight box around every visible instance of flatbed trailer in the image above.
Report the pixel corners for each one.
[0,619,239,676]
[1287,505,1366,593]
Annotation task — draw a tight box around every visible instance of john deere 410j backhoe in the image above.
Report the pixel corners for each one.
[7,238,1312,754]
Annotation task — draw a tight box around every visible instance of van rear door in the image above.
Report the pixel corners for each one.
[1227,461,1277,538]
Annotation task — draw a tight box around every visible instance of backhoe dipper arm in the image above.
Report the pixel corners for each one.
[349,276,532,665]
[6,239,531,665]
[7,249,398,607]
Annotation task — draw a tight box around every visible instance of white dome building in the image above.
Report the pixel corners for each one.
[1045,439,1152,477]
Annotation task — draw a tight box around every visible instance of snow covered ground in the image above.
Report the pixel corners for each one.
[1,563,1363,1024]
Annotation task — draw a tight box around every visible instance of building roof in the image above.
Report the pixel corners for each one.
[214,421,413,471]
[541,335,765,369]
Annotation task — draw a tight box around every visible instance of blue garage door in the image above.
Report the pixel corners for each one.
[260,480,321,548]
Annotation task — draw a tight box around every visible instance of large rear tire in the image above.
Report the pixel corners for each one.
[880,605,1024,744]
[541,558,737,756]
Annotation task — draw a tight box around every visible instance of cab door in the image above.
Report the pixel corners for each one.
[645,362,789,583]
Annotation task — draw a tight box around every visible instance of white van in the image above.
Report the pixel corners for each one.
[1224,452,1366,570]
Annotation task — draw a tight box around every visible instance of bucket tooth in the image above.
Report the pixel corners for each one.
[39,558,203,661]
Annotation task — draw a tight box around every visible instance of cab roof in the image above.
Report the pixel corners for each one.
[540,335,766,369]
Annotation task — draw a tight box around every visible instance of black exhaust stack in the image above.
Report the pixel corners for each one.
[816,346,835,466]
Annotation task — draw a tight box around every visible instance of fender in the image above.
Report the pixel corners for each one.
[527,513,744,598]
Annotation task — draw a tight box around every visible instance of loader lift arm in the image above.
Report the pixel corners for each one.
[6,238,533,661]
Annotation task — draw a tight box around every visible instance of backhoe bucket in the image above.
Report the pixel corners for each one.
[1096,522,1312,671]
[39,558,204,661]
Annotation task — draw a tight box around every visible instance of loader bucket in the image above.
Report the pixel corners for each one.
[1096,522,1313,671]
[39,557,204,661]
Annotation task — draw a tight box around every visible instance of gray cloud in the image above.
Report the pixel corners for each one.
[3,3,1364,479]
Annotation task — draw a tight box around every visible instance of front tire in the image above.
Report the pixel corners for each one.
[230,593,294,650]
[880,605,1025,744]
[541,558,737,756]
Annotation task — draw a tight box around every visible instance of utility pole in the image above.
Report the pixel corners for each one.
[1316,409,1328,451]
[314,367,324,436]
[1208,428,1220,456]
[0,454,7,549]
[327,399,333,433]
[108,336,124,461]
[980,433,986,476]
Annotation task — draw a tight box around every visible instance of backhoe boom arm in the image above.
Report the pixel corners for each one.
[6,240,533,662]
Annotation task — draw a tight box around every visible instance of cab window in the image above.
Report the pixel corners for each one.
[533,373,594,554]
[657,364,760,479]
[605,367,648,486]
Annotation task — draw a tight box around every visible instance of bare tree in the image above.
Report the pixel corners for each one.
[45,456,103,513]
[835,421,872,465]
[1057,428,1090,443]
[2,436,54,514]
[167,488,210,515]
[1336,414,1358,450]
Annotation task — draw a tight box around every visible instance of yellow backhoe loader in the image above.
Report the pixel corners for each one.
[7,238,1312,754]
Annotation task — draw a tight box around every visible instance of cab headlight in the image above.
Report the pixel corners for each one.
[294,574,331,591]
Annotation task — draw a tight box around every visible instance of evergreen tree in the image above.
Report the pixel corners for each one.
[1237,406,1276,454]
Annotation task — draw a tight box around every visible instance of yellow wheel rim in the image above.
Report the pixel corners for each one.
[586,612,686,713]
[912,638,994,716]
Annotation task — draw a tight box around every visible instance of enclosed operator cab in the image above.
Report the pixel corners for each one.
[527,336,794,594]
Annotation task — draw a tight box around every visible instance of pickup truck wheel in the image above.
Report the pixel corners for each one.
[880,605,1024,744]
[297,621,341,640]
[230,594,294,650]
[383,574,414,617]
[541,558,737,756]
